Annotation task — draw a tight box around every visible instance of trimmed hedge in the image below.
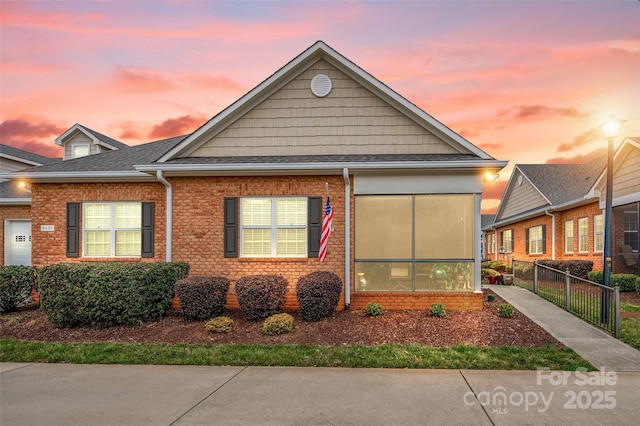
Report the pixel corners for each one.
[296,271,342,322]
[175,276,230,320]
[0,266,37,313]
[587,271,639,292]
[38,262,190,328]
[481,261,510,273]
[536,260,593,279]
[587,270,604,284]
[234,275,288,320]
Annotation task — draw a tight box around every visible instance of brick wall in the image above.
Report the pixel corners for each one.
[0,205,31,265]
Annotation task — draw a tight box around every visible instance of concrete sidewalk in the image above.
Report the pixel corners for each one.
[2,363,640,425]
[488,285,640,372]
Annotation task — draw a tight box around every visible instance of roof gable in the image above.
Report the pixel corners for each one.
[160,41,494,162]
[590,137,640,207]
[495,167,550,221]
[55,124,129,151]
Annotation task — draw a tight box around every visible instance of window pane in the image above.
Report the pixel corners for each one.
[72,145,90,158]
[565,221,574,253]
[579,218,588,252]
[416,262,474,292]
[85,231,110,256]
[115,204,141,229]
[355,196,412,259]
[115,231,141,256]
[355,262,412,292]
[276,229,306,256]
[594,215,603,252]
[242,229,271,256]
[276,199,306,226]
[415,194,474,259]
[85,204,111,229]
[241,199,272,226]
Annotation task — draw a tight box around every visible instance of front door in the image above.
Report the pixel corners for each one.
[8,220,31,265]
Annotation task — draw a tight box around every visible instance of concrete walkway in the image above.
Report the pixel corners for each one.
[488,284,640,372]
[2,363,640,425]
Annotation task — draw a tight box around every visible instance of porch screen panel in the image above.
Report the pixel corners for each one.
[414,194,474,259]
[355,195,412,259]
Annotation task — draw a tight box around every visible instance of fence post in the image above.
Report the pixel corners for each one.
[614,285,620,339]
[565,269,571,311]
[533,260,538,294]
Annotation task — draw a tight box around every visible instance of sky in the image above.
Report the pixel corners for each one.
[1,0,639,213]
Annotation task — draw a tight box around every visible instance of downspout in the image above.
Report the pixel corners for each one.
[156,170,172,262]
[343,167,351,310]
[545,210,555,260]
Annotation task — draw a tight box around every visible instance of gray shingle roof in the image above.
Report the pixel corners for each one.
[26,135,186,173]
[518,157,606,205]
[481,214,495,229]
[0,180,30,199]
[77,124,130,150]
[165,153,479,165]
[0,144,60,166]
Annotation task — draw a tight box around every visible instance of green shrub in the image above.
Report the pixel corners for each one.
[429,303,446,317]
[296,271,342,322]
[498,303,515,318]
[611,274,640,292]
[175,276,230,320]
[262,313,294,335]
[588,270,604,284]
[536,260,593,279]
[364,302,382,316]
[38,262,190,328]
[487,294,496,302]
[514,265,534,280]
[205,316,234,333]
[0,266,37,313]
[481,261,510,273]
[234,275,288,320]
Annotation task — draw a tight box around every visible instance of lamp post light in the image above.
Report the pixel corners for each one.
[599,114,625,324]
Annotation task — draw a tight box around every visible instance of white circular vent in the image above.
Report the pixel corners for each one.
[517,175,523,186]
[311,74,332,97]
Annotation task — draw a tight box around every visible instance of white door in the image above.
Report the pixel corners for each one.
[8,220,31,265]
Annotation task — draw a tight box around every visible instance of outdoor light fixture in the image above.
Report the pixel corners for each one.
[484,171,499,183]
[17,181,31,193]
[599,114,625,324]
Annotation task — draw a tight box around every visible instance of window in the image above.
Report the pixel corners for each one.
[594,214,603,253]
[564,221,574,254]
[578,217,589,253]
[240,197,307,257]
[71,144,90,159]
[501,229,513,253]
[83,203,141,257]
[487,233,496,254]
[527,225,545,255]
[624,210,639,251]
[355,194,475,292]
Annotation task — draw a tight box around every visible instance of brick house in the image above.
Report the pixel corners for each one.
[2,41,507,310]
[484,137,639,276]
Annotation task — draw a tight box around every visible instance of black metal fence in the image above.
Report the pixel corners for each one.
[512,260,620,338]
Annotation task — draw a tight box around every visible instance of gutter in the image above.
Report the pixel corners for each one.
[156,170,173,262]
[545,210,556,260]
[343,167,351,310]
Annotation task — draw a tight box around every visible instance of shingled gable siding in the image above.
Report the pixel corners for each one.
[499,174,548,220]
[0,205,31,265]
[30,182,166,266]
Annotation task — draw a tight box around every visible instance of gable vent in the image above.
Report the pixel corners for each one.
[311,74,332,97]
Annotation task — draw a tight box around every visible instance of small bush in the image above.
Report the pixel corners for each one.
[205,316,234,333]
[588,270,604,284]
[514,265,534,280]
[175,276,230,320]
[498,303,515,318]
[262,313,294,335]
[487,294,496,302]
[611,274,640,292]
[296,271,342,322]
[234,275,288,321]
[0,266,37,313]
[536,260,593,279]
[481,261,510,273]
[365,302,383,316]
[429,303,446,317]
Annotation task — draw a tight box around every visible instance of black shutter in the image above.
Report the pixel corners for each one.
[542,225,547,254]
[66,202,79,258]
[224,197,238,258]
[141,202,155,258]
[308,197,322,258]
[525,227,530,254]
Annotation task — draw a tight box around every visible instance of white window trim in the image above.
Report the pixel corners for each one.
[71,143,91,159]
[594,214,603,253]
[565,220,574,254]
[83,202,142,257]
[529,225,544,255]
[240,197,307,258]
[578,217,589,254]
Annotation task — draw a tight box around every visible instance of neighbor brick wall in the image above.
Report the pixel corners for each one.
[0,205,31,265]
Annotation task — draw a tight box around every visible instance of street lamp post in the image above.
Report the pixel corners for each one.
[599,114,625,324]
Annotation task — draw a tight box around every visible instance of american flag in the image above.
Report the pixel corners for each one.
[319,196,333,262]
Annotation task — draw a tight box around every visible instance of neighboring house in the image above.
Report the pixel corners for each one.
[480,214,495,260]
[1,124,126,266]
[1,41,507,310]
[485,137,640,276]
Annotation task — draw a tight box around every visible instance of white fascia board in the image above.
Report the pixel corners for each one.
[588,138,639,196]
[55,124,100,146]
[0,171,157,183]
[0,153,43,167]
[493,196,598,228]
[0,198,31,206]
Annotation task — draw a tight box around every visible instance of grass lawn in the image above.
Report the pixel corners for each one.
[620,300,640,350]
[0,339,594,370]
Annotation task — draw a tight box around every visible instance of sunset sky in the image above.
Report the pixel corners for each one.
[1,1,638,212]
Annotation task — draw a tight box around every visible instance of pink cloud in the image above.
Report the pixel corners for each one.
[556,128,602,152]
[148,115,207,139]
[496,105,587,120]
[113,67,174,93]
[0,118,65,157]
[546,147,607,164]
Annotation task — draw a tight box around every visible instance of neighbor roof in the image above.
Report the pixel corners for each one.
[0,144,60,166]
[0,181,31,204]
